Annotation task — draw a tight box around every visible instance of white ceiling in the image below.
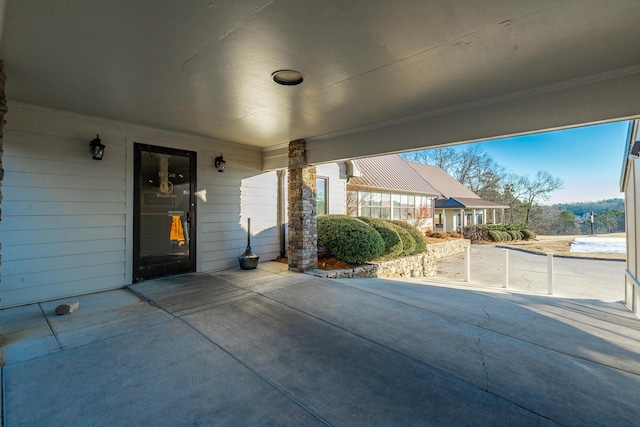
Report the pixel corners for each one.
[2,0,640,167]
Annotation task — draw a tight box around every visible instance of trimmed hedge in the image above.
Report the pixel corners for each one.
[508,230,523,240]
[358,216,403,258]
[317,215,384,264]
[389,220,427,254]
[391,223,415,256]
[484,226,536,242]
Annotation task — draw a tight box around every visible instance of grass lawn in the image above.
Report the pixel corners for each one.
[497,233,625,260]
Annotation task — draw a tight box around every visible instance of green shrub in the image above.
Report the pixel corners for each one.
[358,216,403,258]
[392,224,415,256]
[389,220,426,254]
[487,230,502,242]
[508,230,522,240]
[466,223,535,242]
[317,215,385,264]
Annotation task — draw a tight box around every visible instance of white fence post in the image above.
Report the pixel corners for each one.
[464,246,471,282]
[547,252,554,295]
[503,249,509,288]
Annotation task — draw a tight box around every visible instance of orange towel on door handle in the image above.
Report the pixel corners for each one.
[170,216,185,244]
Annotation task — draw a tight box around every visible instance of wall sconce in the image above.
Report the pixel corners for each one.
[89,134,105,160]
[214,153,226,172]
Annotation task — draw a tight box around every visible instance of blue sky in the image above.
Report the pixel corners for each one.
[458,121,631,205]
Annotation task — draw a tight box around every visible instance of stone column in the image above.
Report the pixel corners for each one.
[0,61,7,293]
[287,140,318,271]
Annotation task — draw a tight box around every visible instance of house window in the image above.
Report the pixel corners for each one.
[400,195,415,219]
[476,213,483,224]
[392,194,401,219]
[317,177,328,215]
[346,190,359,216]
[380,193,391,219]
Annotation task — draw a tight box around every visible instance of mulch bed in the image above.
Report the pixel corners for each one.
[276,237,457,271]
[276,256,354,270]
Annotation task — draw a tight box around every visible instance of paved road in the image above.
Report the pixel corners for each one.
[435,245,626,302]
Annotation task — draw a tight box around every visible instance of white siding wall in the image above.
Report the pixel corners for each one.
[1,103,274,307]
[625,158,639,314]
[239,171,281,265]
[316,163,346,214]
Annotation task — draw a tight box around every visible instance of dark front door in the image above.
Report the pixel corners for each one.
[133,144,196,280]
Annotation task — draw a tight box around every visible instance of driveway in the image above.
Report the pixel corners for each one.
[1,261,639,426]
[436,244,626,301]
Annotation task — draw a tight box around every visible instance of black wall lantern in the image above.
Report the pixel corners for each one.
[89,134,105,160]
[214,153,226,172]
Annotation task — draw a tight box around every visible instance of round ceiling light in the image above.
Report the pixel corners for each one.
[271,70,304,86]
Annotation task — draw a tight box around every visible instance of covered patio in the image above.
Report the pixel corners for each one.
[2,1,640,307]
[2,262,640,425]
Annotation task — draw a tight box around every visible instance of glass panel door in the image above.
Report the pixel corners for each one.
[134,144,196,280]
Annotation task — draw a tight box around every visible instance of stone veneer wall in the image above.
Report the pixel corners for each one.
[311,239,470,279]
[287,139,318,271]
[426,239,470,260]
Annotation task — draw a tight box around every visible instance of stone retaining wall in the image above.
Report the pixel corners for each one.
[427,239,470,260]
[311,239,469,279]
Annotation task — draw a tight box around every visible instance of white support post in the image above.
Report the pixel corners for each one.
[503,249,509,288]
[547,252,554,295]
[464,246,471,282]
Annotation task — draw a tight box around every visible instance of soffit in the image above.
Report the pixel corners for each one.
[2,1,640,151]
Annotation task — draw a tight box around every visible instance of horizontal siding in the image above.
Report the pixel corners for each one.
[1,103,270,307]
[4,239,125,261]
[3,214,126,231]
[2,106,128,307]
[0,274,126,308]
[316,163,347,214]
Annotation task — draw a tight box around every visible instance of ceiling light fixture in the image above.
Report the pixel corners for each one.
[271,70,304,86]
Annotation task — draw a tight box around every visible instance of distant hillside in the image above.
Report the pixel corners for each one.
[556,198,624,216]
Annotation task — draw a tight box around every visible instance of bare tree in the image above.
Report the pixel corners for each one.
[452,145,505,197]
[346,190,373,216]
[519,171,564,224]
[400,147,459,173]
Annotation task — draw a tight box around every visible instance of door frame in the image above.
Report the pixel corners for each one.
[133,143,197,281]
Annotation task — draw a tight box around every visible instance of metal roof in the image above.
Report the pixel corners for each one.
[349,154,439,196]
[407,162,478,199]
[436,197,509,209]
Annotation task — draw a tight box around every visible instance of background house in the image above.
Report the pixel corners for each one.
[409,162,509,231]
[346,154,439,229]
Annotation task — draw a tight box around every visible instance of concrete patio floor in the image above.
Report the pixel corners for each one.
[2,261,640,426]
